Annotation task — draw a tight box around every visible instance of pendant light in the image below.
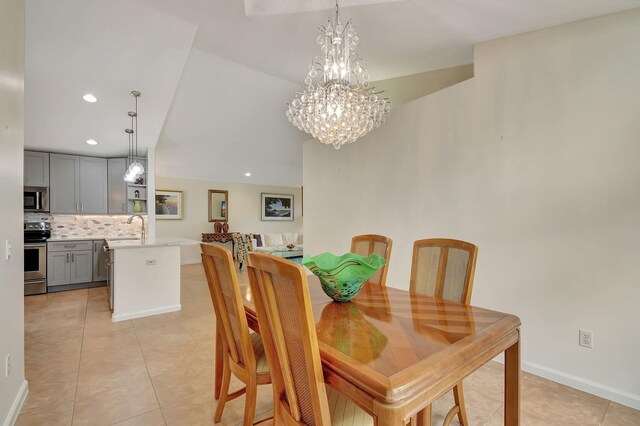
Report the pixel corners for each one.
[123,90,144,181]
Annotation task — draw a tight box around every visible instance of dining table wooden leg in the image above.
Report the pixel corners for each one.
[215,327,222,400]
[504,336,521,425]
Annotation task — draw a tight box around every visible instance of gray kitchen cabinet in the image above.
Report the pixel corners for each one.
[70,250,93,284]
[93,240,108,282]
[79,157,107,214]
[108,158,127,214]
[50,153,80,213]
[48,241,95,287]
[50,154,108,214]
[47,251,71,287]
[24,151,50,187]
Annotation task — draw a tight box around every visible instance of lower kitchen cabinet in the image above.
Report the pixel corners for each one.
[47,240,108,289]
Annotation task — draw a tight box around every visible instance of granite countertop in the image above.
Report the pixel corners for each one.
[106,237,199,250]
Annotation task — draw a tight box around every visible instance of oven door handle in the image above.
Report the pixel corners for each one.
[24,242,46,248]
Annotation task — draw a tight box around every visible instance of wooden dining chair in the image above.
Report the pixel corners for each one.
[410,238,478,426]
[246,252,374,426]
[350,234,393,286]
[200,243,271,425]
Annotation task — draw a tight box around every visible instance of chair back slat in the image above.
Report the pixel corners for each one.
[410,239,478,304]
[201,243,255,369]
[350,234,393,286]
[247,253,332,426]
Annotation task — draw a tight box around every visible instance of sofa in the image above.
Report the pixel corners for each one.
[252,232,303,253]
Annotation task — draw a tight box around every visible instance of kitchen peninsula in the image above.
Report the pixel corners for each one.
[106,237,198,321]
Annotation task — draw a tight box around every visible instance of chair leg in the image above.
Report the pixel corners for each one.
[214,328,222,400]
[214,355,232,422]
[239,262,243,270]
[453,383,469,426]
[243,378,257,426]
[416,405,432,426]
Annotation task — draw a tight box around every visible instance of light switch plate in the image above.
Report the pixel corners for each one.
[4,240,11,260]
[145,260,157,266]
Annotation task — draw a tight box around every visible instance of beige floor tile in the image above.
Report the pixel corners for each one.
[72,379,159,426]
[161,389,245,426]
[520,375,609,425]
[482,406,550,426]
[20,377,77,414]
[142,343,212,378]
[463,360,531,403]
[81,326,139,352]
[113,409,166,426]
[83,316,132,336]
[77,346,149,397]
[151,363,215,407]
[15,398,74,426]
[602,402,640,426]
[431,385,502,426]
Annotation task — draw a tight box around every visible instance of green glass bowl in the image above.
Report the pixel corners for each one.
[302,252,387,302]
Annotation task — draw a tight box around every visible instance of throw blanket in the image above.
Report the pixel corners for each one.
[232,233,254,266]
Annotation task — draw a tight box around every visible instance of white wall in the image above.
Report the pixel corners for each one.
[155,176,302,264]
[0,0,27,424]
[303,9,640,408]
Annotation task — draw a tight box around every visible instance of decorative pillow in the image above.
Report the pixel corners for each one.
[282,232,298,246]
[297,233,304,244]
[264,233,283,247]
[253,234,263,247]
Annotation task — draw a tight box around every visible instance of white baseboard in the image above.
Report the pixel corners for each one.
[112,304,181,322]
[3,380,28,426]
[521,361,640,410]
[490,355,640,410]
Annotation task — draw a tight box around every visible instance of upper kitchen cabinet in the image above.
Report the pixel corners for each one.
[24,151,50,187]
[50,154,107,214]
[107,158,127,214]
[50,154,80,213]
[80,157,108,213]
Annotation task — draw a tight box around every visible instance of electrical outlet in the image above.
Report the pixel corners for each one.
[5,354,10,377]
[145,260,156,266]
[579,330,593,349]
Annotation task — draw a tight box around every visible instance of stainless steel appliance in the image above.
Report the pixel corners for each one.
[24,187,49,212]
[24,221,51,295]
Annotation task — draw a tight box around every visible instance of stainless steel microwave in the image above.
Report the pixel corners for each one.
[24,187,49,212]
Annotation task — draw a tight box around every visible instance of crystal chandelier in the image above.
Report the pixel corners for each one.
[286,0,390,149]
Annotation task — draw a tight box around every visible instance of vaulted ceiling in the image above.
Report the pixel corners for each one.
[25,0,640,186]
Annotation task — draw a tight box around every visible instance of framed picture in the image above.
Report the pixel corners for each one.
[261,193,294,221]
[155,190,183,220]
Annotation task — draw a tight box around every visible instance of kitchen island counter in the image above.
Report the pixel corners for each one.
[106,237,197,322]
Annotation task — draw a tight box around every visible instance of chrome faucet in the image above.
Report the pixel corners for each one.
[127,215,146,243]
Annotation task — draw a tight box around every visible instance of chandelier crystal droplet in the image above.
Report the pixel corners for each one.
[286,1,390,149]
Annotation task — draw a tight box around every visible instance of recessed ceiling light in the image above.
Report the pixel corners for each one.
[245,172,252,177]
[83,94,97,103]
[86,139,98,145]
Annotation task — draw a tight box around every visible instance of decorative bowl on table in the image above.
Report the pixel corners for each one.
[302,252,387,303]
[286,243,296,250]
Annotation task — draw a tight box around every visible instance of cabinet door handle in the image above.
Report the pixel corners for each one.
[66,253,69,263]
[64,244,76,248]
[76,203,79,211]
[81,203,84,211]
[71,253,75,262]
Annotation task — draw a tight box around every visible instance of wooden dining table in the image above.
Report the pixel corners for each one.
[215,276,521,425]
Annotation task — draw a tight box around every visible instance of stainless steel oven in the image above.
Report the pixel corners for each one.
[24,186,49,212]
[24,242,46,280]
[24,221,51,295]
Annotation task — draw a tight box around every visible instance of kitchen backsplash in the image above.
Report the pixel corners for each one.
[24,213,146,239]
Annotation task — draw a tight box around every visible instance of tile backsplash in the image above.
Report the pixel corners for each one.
[24,213,146,239]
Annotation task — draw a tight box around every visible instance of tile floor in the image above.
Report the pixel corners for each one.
[18,264,640,426]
